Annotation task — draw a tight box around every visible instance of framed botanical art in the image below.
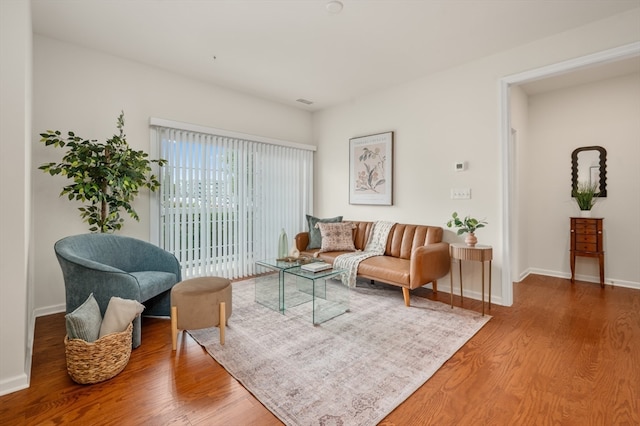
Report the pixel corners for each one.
[349,131,393,205]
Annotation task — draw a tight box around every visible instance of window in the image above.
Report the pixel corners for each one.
[151,119,314,279]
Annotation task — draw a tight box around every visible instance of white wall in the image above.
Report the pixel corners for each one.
[311,8,640,303]
[31,36,314,315]
[525,72,640,286]
[0,0,32,395]
[3,4,639,396]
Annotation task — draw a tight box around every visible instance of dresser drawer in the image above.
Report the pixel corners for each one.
[575,243,597,252]
[573,224,597,234]
[570,217,603,255]
[576,234,597,244]
[574,218,597,226]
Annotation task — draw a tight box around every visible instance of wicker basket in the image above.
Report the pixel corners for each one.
[64,322,133,384]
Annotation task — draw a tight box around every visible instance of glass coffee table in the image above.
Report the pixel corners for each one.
[255,259,349,324]
[255,258,315,312]
[284,266,349,325]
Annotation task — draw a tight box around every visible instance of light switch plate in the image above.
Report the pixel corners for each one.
[451,188,471,199]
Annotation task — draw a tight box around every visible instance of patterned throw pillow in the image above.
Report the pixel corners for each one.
[306,215,343,249]
[317,222,356,253]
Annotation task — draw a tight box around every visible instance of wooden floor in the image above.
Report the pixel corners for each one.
[1,274,638,425]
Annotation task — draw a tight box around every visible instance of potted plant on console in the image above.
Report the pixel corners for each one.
[572,181,599,218]
[446,212,487,247]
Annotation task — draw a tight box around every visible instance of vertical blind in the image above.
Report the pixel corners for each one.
[151,123,313,280]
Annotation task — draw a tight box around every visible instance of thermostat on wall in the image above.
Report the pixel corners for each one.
[454,161,467,172]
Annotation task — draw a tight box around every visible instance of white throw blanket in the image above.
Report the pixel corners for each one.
[334,221,396,288]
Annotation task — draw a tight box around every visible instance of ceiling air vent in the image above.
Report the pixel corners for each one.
[296,98,314,105]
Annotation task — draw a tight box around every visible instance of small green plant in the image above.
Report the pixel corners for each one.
[446,212,487,235]
[572,181,599,211]
[39,111,166,233]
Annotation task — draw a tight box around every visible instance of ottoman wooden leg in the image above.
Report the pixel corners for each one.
[171,306,178,350]
[219,302,226,345]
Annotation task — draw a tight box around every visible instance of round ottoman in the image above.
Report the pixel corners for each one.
[170,276,232,349]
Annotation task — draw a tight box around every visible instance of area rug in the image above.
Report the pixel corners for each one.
[188,278,490,426]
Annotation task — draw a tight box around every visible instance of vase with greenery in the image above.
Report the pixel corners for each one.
[39,111,166,233]
[572,181,599,217]
[446,212,488,247]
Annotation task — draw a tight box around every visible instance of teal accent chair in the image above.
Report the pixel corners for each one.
[54,234,182,348]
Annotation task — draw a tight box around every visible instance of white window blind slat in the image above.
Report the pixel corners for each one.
[153,125,313,280]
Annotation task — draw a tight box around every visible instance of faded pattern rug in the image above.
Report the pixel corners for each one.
[189,278,490,426]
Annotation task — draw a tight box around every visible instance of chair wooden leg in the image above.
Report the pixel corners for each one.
[219,302,226,345]
[171,306,178,350]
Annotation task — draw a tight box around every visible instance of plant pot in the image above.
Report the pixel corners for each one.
[579,210,592,218]
[465,232,477,247]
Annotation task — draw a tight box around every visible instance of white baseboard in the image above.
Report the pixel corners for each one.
[440,266,639,308]
[522,268,640,290]
[0,373,29,397]
[4,305,60,396]
[34,304,66,318]
[1,308,38,396]
[518,269,531,282]
[439,281,504,306]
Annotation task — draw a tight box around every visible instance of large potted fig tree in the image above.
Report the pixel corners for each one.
[39,111,166,233]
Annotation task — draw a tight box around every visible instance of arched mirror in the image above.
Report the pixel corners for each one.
[571,146,607,197]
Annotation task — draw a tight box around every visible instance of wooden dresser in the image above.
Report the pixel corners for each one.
[570,217,604,287]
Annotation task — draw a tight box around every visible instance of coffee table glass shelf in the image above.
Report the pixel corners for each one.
[285,266,349,325]
[255,258,348,324]
[255,258,307,312]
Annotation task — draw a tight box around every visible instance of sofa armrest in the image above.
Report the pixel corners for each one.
[295,232,309,251]
[409,242,450,288]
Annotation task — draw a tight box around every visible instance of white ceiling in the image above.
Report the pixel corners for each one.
[31,0,640,111]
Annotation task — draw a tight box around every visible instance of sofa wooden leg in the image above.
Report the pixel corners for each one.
[171,306,178,350]
[219,302,226,345]
[402,288,410,307]
[432,280,438,294]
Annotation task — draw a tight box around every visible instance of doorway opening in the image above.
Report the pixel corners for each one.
[498,42,640,307]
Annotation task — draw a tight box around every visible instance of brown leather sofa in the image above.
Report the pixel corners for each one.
[294,221,450,307]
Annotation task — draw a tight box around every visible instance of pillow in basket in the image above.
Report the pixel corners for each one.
[317,221,356,253]
[99,297,145,338]
[65,293,102,342]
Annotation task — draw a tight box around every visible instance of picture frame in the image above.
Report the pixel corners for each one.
[349,131,393,205]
